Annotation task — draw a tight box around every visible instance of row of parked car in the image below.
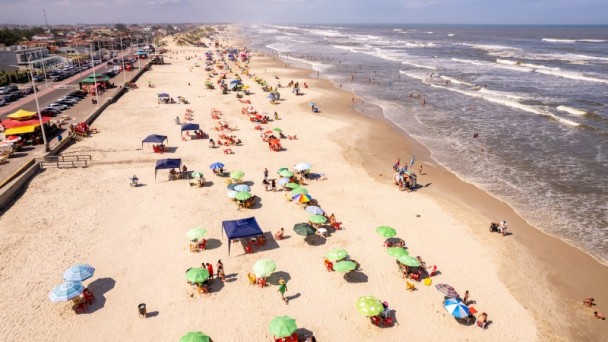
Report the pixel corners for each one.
[42,90,89,116]
[0,85,39,106]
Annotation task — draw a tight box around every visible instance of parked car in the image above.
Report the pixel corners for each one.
[47,103,68,111]
[0,85,17,94]
[20,86,38,95]
[69,90,88,97]
[0,97,6,106]
[33,75,45,82]
[40,108,60,117]
[60,97,79,105]
[2,95,12,103]
[56,99,75,107]
[7,92,22,101]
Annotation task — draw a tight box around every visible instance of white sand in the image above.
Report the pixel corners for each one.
[0,30,537,341]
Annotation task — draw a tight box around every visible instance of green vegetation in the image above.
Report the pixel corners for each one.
[0,27,45,46]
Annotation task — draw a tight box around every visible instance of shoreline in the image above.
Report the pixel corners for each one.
[254,45,608,340]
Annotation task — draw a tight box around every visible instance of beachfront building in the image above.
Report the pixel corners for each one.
[0,46,63,71]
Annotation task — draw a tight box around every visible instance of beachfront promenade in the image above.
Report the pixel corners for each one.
[1,28,604,341]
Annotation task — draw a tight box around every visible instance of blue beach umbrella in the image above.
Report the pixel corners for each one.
[63,264,95,282]
[294,162,311,171]
[234,184,251,192]
[277,177,290,186]
[443,298,470,318]
[49,281,85,302]
[305,206,324,215]
[209,162,224,170]
[227,190,238,199]
[227,183,237,190]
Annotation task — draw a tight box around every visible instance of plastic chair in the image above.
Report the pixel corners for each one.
[245,243,253,254]
[383,317,394,327]
[409,273,420,282]
[247,273,256,285]
[468,306,478,315]
[406,282,417,292]
[257,278,267,287]
[331,221,343,230]
[198,239,207,251]
[370,316,381,326]
[74,302,87,314]
[189,243,199,252]
[427,265,437,277]
[83,288,95,304]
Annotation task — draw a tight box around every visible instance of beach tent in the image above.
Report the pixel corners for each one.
[222,217,264,256]
[228,80,242,90]
[181,123,200,132]
[142,134,168,149]
[7,109,37,120]
[154,158,181,180]
[158,93,170,98]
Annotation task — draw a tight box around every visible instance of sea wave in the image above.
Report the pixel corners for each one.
[557,105,588,115]
[495,59,608,84]
[402,61,437,70]
[543,38,607,43]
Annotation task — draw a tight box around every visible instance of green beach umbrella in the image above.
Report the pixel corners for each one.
[235,191,252,201]
[230,170,245,179]
[376,226,397,238]
[277,167,289,174]
[191,171,204,178]
[268,316,297,338]
[334,260,357,273]
[387,247,409,257]
[293,222,316,236]
[180,331,211,342]
[309,214,327,225]
[279,169,294,178]
[285,182,300,189]
[356,296,384,317]
[291,187,309,195]
[397,255,421,267]
[272,128,282,133]
[252,259,276,278]
[186,268,210,284]
[326,248,348,262]
[186,227,207,241]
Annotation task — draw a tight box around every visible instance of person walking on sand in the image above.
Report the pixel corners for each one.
[206,263,214,280]
[271,179,276,192]
[463,290,470,305]
[278,278,288,304]
[499,220,508,236]
[584,298,595,307]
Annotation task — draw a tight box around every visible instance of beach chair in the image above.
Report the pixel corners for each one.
[427,265,437,277]
[197,285,209,294]
[247,273,256,285]
[370,316,382,326]
[74,302,87,314]
[83,288,95,304]
[257,278,267,288]
[189,243,199,252]
[331,221,343,230]
[198,239,207,251]
[245,243,253,254]
[382,317,394,327]
[409,273,420,282]
[406,282,417,292]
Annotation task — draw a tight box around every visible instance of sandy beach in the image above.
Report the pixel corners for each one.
[0,26,606,341]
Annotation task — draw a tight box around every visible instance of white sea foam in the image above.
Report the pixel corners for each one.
[399,70,427,81]
[579,39,606,43]
[402,61,437,70]
[266,43,293,53]
[534,68,608,84]
[439,75,476,87]
[448,33,455,37]
[427,32,434,34]
[542,38,577,43]
[557,105,588,115]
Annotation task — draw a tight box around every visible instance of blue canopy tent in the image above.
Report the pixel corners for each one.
[142,134,168,149]
[222,217,264,256]
[181,123,200,132]
[228,80,242,90]
[155,158,181,180]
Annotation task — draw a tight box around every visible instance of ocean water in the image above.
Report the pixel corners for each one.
[241,24,608,264]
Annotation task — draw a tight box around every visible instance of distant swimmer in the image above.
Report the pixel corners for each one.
[473,133,479,139]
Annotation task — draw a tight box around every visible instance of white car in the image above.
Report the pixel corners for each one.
[47,103,68,111]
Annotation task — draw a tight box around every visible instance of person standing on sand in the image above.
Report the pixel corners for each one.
[206,263,214,280]
[278,278,288,304]
[264,168,269,180]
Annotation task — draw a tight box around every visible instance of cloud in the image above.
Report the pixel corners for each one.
[145,0,181,5]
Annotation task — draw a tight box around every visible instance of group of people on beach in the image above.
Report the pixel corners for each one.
[584,298,605,320]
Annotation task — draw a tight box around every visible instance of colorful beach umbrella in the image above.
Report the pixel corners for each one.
[62,264,95,282]
[49,281,84,302]
[235,191,252,201]
[209,162,224,170]
[186,227,207,241]
[292,194,312,203]
[309,214,327,225]
[268,316,297,338]
[291,187,309,195]
[334,260,357,273]
[191,171,204,178]
[252,259,276,278]
[230,170,244,179]
[279,169,294,178]
[356,296,383,317]
[376,226,397,238]
[443,298,470,318]
[305,205,324,215]
[186,268,210,284]
[397,255,421,267]
[294,162,311,171]
[285,182,300,189]
[326,248,348,262]
[233,184,251,192]
[293,222,316,236]
[387,247,409,257]
[227,190,237,198]
[435,283,460,298]
[180,331,211,342]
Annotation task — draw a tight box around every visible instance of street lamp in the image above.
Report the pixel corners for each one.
[90,45,99,107]
[10,63,49,151]
[120,36,126,85]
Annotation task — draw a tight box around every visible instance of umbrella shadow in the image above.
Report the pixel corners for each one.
[224,272,238,283]
[304,235,326,246]
[267,271,291,285]
[344,271,368,283]
[295,328,314,340]
[258,232,280,251]
[203,180,214,187]
[209,277,225,293]
[86,277,116,313]
[243,180,255,186]
[204,238,222,250]
[145,311,160,318]
[455,316,477,326]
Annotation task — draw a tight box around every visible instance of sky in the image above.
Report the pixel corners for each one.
[0,0,607,26]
